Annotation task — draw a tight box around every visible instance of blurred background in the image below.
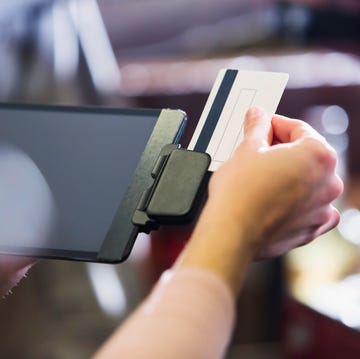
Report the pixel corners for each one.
[0,0,359,357]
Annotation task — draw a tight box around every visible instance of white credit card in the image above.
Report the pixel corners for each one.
[188,69,289,171]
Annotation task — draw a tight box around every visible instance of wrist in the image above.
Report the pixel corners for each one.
[177,202,258,296]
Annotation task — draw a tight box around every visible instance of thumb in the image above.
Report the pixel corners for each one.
[243,107,272,149]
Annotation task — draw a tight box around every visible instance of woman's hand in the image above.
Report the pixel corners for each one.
[0,255,36,296]
[209,108,343,258]
[179,107,343,294]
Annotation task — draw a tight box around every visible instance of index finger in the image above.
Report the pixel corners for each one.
[272,115,324,144]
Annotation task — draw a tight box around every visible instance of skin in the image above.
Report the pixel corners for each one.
[178,107,343,295]
[0,107,343,357]
[0,255,35,297]
[94,108,343,358]
[0,109,342,293]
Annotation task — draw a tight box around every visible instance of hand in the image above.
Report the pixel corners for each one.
[0,255,36,296]
[179,107,343,295]
[207,107,343,258]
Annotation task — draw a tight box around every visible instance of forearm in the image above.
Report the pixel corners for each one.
[93,108,343,359]
[94,267,236,359]
[177,200,257,296]
[94,201,255,359]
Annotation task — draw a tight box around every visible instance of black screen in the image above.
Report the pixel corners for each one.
[0,107,159,254]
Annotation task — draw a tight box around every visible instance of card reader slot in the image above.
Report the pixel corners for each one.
[132,146,211,233]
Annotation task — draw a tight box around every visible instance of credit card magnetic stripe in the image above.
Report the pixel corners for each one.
[193,69,238,152]
[189,68,289,171]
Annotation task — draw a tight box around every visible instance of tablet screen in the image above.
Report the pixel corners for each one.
[0,106,160,257]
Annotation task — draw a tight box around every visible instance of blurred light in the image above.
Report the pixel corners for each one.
[272,52,360,88]
[120,51,360,96]
[0,1,44,23]
[181,9,277,52]
[311,274,360,330]
[283,5,310,36]
[86,263,127,318]
[326,133,349,154]
[69,0,121,94]
[53,1,79,80]
[0,143,56,248]
[321,105,349,135]
[338,275,360,328]
[338,208,360,245]
[309,283,343,321]
[129,232,151,263]
[322,53,360,87]
[303,105,349,180]
[230,55,265,71]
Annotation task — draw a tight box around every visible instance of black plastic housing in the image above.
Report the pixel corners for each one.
[132,144,211,233]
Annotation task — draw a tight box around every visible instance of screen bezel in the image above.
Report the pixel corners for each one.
[0,103,187,263]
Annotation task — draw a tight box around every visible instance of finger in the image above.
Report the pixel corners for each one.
[312,174,344,207]
[0,255,37,271]
[296,174,343,214]
[314,205,341,237]
[291,213,338,245]
[243,107,272,149]
[255,231,314,259]
[272,114,324,144]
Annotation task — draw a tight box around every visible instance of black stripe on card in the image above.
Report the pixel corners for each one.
[194,69,238,152]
